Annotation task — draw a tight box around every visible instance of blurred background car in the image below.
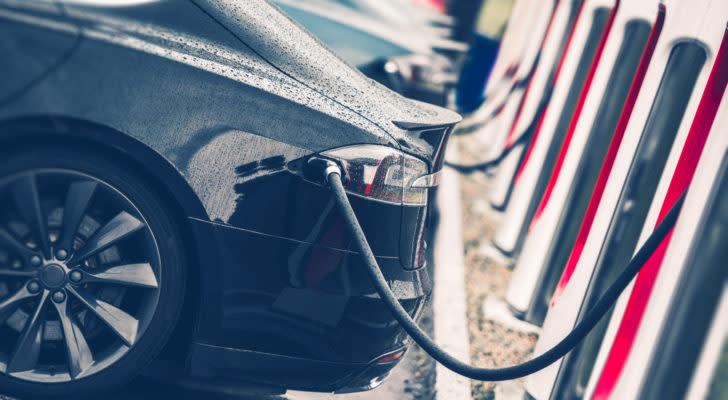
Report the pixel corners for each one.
[273,0,467,106]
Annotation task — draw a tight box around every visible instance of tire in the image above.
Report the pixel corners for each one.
[0,144,187,399]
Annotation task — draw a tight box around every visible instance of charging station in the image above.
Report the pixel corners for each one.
[492,0,617,256]
[488,0,582,210]
[472,1,557,166]
[584,14,728,400]
[524,2,728,397]
[464,0,538,129]
[479,0,557,163]
[636,111,728,399]
[506,0,663,324]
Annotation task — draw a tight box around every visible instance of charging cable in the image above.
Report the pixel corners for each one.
[325,165,684,381]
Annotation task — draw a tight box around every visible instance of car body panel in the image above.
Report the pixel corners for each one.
[0,2,80,103]
[186,216,428,390]
[195,0,460,142]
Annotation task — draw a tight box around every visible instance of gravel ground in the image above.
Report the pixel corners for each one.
[455,136,539,400]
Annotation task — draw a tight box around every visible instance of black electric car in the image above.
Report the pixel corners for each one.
[0,0,460,398]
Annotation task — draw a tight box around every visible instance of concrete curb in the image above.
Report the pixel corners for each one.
[433,146,472,400]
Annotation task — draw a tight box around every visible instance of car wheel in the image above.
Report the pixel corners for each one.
[0,145,187,398]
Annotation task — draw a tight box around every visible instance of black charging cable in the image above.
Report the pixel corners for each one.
[325,166,684,381]
[444,129,531,174]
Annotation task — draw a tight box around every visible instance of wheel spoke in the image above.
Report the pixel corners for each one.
[53,299,94,379]
[7,290,49,373]
[70,211,145,264]
[10,175,50,258]
[67,285,138,346]
[0,286,39,324]
[0,228,39,265]
[83,263,158,288]
[58,181,98,252]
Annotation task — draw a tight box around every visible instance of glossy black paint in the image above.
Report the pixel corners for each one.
[0,0,460,393]
[188,217,428,390]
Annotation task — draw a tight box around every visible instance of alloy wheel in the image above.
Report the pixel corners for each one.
[0,169,161,383]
